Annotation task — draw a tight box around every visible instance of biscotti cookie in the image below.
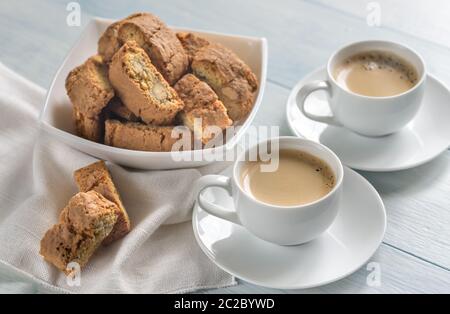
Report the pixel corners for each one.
[109,41,184,125]
[118,13,189,85]
[73,108,105,143]
[40,191,118,274]
[176,32,210,63]
[97,13,147,63]
[98,21,122,63]
[65,55,114,118]
[191,44,258,121]
[180,102,232,145]
[74,161,131,244]
[174,74,232,144]
[174,74,219,112]
[108,98,139,122]
[105,119,191,152]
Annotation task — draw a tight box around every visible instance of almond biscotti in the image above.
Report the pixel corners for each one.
[191,44,258,121]
[98,21,122,63]
[117,13,189,85]
[174,74,219,112]
[74,161,131,244]
[98,13,148,63]
[174,74,232,144]
[176,32,210,64]
[65,55,114,118]
[40,191,118,274]
[109,41,184,125]
[66,55,114,142]
[105,119,191,152]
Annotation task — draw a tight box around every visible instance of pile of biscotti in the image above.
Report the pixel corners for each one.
[40,161,131,274]
[65,12,258,151]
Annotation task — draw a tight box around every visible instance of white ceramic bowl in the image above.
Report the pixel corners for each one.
[39,17,267,169]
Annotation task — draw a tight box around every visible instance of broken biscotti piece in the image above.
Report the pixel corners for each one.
[108,97,139,122]
[191,43,258,121]
[117,12,189,85]
[65,55,114,118]
[74,161,131,245]
[105,119,191,152]
[109,41,184,125]
[174,74,232,144]
[40,191,118,274]
[176,32,210,63]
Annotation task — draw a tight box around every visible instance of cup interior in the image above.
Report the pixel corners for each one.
[328,40,426,98]
[233,137,344,208]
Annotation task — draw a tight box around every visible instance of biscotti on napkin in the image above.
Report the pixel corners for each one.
[40,191,118,274]
[40,161,131,273]
[74,161,131,244]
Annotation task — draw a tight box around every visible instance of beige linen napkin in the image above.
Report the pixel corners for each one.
[0,63,236,293]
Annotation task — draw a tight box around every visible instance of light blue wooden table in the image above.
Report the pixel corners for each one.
[0,0,449,293]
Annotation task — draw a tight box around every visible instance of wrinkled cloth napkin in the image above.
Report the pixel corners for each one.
[0,63,236,293]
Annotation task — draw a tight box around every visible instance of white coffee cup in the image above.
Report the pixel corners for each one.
[296,40,427,137]
[194,136,344,245]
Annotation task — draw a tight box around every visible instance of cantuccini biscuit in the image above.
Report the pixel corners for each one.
[174,74,232,144]
[118,13,189,85]
[191,44,258,121]
[174,73,219,112]
[65,55,114,118]
[180,102,232,145]
[98,21,122,63]
[40,191,118,274]
[109,41,184,125]
[74,161,131,244]
[97,13,144,63]
[105,119,191,152]
[176,32,210,63]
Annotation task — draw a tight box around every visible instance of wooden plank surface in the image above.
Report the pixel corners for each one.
[0,0,449,293]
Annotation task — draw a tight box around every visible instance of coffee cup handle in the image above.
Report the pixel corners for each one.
[296,80,342,127]
[195,175,242,225]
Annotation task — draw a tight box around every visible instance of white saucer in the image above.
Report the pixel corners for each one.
[192,166,386,289]
[286,67,450,171]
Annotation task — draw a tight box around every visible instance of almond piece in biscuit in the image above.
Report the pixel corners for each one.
[109,41,184,125]
[74,161,131,244]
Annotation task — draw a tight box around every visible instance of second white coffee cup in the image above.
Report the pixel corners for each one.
[194,137,344,245]
[296,40,427,137]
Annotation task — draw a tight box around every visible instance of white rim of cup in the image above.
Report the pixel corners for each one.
[326,40,427,100]
[232,136,344,210]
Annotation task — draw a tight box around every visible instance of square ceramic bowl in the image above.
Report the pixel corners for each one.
[39,17,267,169]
